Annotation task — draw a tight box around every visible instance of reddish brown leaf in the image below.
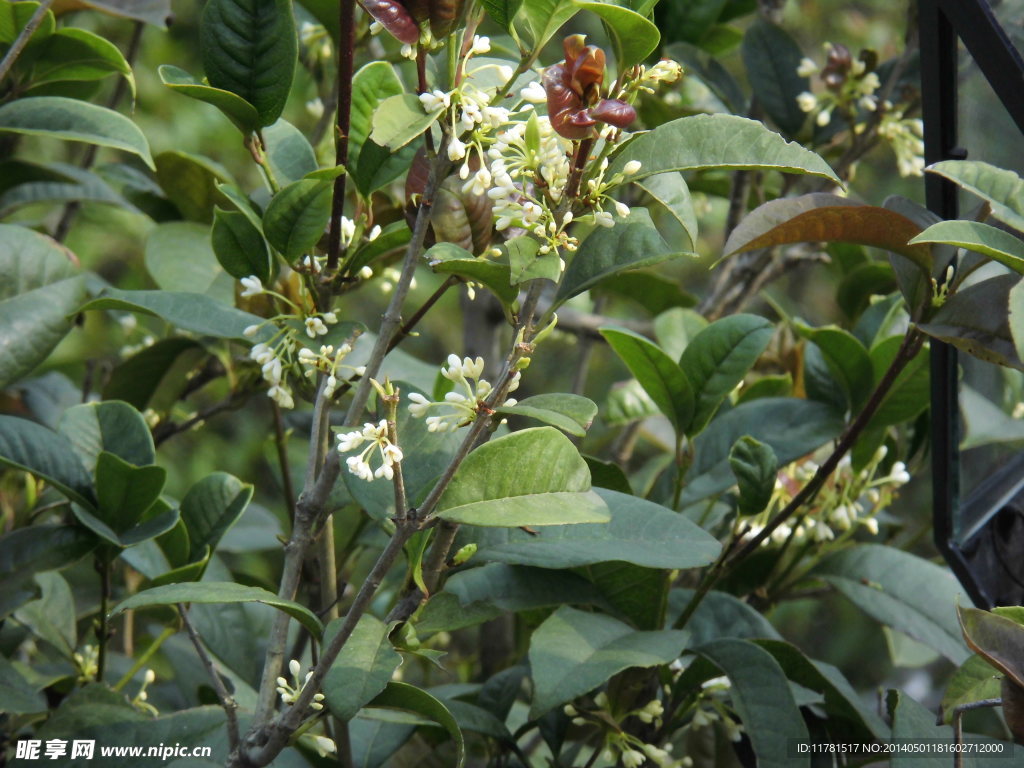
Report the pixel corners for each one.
[361,0,419,44]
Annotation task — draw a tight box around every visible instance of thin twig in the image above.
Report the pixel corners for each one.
[180,604,240,751]
[324,0,356,275]
[271,403,297,522]
[0,0,55,83]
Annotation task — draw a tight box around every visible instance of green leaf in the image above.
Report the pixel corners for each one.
[0,162,139,218]
[144,221,225,296]
[741,19,808,136]
[503,236,559,284]
[729,436,777,516]
[681,313,773,435]
[179,473,253,563]
[262,178,332,259]
[519,0,579,49]
[683,398,844,504]
[435,427,610,527]
[212,207,272,282]
[494,393,597,436]
[0,653,46,714]
[634,172,699,247]
[112,581,323,638]
[866,335,930,427]
[574,1,659,67]
[796,323,873,412]
[15,572,76,655]
[94,452,167,533]
[1011,279,1024,366]
[697,639,810,768]
[200,0,296,126]
[79,287,268,341]
[600,327,694,432]
[0,276,87,389]
[609,114,840,184]
[556,208,693,307]
[350,61,403,164]
[466,488,721,569]
[0,96,153,169]
[158,65,260,134]
[74,496,179,549]
[666,589,781,643]
[958,605,1024,689]
[59,0,173,27]
[29,27,134,94]
[369,683,465,768]
[481,0,522,29]
[102,338,203,410]
[354,139,419,197]
[0,223,76,300]
[324,615,403,721]
[911,220,1024,275]
[927,160,1024,233]
[920,274,1022,370]
[154,150,233,223]
[0,1,55,45]
[262,118,318,185]
[588,561,668,630]
[658,0,727,45]
[58,400,155,472]
[444,563,610,615]
[0,525,96,593]
[0,415,95,506]
[941,655,1003,724]
[723,193,930,274]
[370,94,442,150]
[425,243,518,308]
[812,544,970,664]
[528,606,688,717]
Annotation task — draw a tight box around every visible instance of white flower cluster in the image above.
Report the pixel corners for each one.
[407,354,519,432]
[877,110,925,177]
[794,44,883,127]
[565,694,687,768]
[131,668,159,716]
[742,446,910,547]
[632,58,685,94]
[276,659,326,710]
[297,340,364,399]
[336,420,404,482]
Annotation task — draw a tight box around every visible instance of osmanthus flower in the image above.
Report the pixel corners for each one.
[336,420,404,482]
[407,354,520,432]
[543,35,636,140]
[276,659,326,710]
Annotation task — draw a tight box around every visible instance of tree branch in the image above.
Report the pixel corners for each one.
[180,604,241,751]
[0,0,55,83]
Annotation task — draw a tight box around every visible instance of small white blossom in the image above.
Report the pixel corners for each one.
[305,317,329,338]
[240,275,263,297]
[336,420,403,483]
[614,201,631,219]
[796,57,818,77]
[469,35,490,55]
[448,136,468,161]
[243,324,261,338]
[419,89,451,112]
[520,81,547,103]
[796,91,817,113]
[622,160,642,175]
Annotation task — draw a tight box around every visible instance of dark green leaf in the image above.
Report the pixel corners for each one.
[434,427,610,527]
[941,655,1003,724]
[519,0,579,49]
[144,221,225,297]
[741,19,809,136]
[634,172,699,246]
[158,65,260,133]
[0,653,46,714]
[425,243,518,308]
[102,338,203,410]
[180,472,254,562]
[796,323,873,412]
[0,415,95,506]
[529,606,688,717]
[666,589,781,643]
[729,436,777,516]
[154,149,232,224]
[262,178,332,259]
[866,335,930,427]
[575,1,659,67]
[588,561,668,630]
[911,220,1024,275]
[59,0,172,27]
[212,207,272,282]
[200,0,297,126]
[94,451,167,532]
[0,525,96,592]
[481,0,522,29]
[0,223,76,300]
[369,683,465,768]
[325,614,403,721]
[262,118,318,185]
[58,400,155,472]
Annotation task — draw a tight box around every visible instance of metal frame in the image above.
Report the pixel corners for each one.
[921,0,1024,608]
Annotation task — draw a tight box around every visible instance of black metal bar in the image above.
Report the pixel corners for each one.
[919,0,993,607]
[936,0,1024,135]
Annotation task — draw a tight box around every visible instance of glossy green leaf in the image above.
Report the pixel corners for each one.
[942,655,1003,724]
[262,118,318,185]
[796,323,873,412]
[865,335,930,427]
[927,160,1024,233]
[324,615,403,721]
[154,149,233,223]
[681,313,773,435]
[0,275,87,389]
[494,393,597,437]
[634,172,699,247]
[58,400,155,472]
[158,65,260,134]
[369,683,465,768]
[262,178,331,259]
[813,544,970,664]
[200,0,296,126]
[435,427,610,527]
[697,639,810,768]
[353,139,418,197]
[958,605,1024,689]
[556,208,693,307]
[911,220,1024,275]
[112,581,323,638]
[588,561,668,630]
[600,327,694,432]
[0,526,96,592]
[80,287,268,341]
[0,224,76,300]
[683,398,844,503]
[211,207,271,282]
[529,606,688,717]
[94,451,167,533]
[609,114,839,184]
[425,243,518,308]
[724,193,930,274]
[504,236,559,284]
[370,94,442,150]
[519,0,579,49]
[481,0,522,29]
[180,473,253,563]
[658,0,728,45]
[574,1,659,67]
[466,488,721,569]
[0,0,55,45]
[729,436,777,516]
[741,19,808,136]
[74,496,179,549]
[445,563,609,614]
[0,96,153,169]
[920,274,1022,370]
[144,221,225,296]
[350,61,404,170]
[0,415,95,506]
[29,27,134,94]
